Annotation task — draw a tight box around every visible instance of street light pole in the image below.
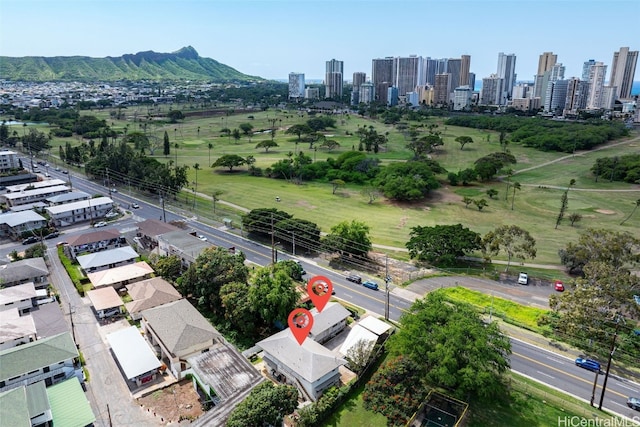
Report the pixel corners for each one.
[384,255,390,321]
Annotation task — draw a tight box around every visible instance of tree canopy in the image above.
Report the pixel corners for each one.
[211,154,247,171]
[375,161,441,201]
[323,220,372,259]
[226,382,298,427]
[386,291,511,403]
[406,224,482,266]
[482,225,536,272]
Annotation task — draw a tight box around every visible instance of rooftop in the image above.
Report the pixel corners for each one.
[86,261,153,288]
[76,246,138,270]
[0,282,37,306]
[86,287,122,311]
[0,210,46,227]
[106,326,161,380]
[0,257,48,283]
[47,378,95,427]
[125,277,182,314]
[65,228,121,247]
[136,218,179,237]
[309,302,351,337]
[45,196,113,215]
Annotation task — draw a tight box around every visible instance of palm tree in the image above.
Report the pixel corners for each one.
[193,163,200,210]
[511,181,521,210]
[208,143,213,167]
[620,199,640,225]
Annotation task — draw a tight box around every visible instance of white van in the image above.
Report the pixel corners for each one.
[518,272,529,285]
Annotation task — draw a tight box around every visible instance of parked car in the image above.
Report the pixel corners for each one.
[627,396,640,411]
[554,280,565,292]
[62,170,68,174]
[131,203,140,209]
[93,221,108,228]
[22,236,39,245]
[198,235,208,242]
[45,231,60,240]
[362,280,379,290]
[518,272,529,285]
[346,274,362,284]
[105,211,119,219]
[575,358,602,374]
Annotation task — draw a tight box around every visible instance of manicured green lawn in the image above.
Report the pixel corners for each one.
[323,381,387,427]
[17,108,640,266]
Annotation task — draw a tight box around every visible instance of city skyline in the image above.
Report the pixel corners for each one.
[1,0,639,85]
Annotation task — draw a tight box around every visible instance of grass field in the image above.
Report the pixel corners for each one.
[8,106,640,266]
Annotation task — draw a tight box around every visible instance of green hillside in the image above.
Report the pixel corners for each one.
[0,46,264,83]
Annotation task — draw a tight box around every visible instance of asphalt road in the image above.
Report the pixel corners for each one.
[11,158,640,423]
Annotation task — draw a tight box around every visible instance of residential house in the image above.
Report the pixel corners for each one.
[339,316,393,361]
[141,299,223,380]
[0,381,52,427]
[1,185,70,207]
[64,228,122,260]
[0,257,48,289]
[125,277,182,321]
[257,328,347,401]
[0,150,20,173]
[86,287,123,319]
[86,261,154,289]
[45,196,114,228]
[0,308,37,351]
[4,178,66,193]
[156,230,212,268]
[0,332,82,392]
[76,246,138,274]
[45,190,90,206]
[0,282,37,315]
[106,326,162,387]
[308,302,351,344]
[45,378,95,427]
[0,211,48,240]
[134,218,179,250]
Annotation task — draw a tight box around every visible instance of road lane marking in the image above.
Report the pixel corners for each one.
[536,371,556,379]
[513,352,627,399]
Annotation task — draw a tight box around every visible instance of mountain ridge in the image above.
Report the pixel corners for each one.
[0,46,264,83]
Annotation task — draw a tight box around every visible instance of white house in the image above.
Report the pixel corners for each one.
[308,302,351,344]
[257,328,347,401]
[0,211,48,240]
[76,246,138,274]
[0,282,37,315]
[45,196,114,227]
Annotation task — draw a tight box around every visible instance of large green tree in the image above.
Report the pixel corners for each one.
[387,291,511,402]
[406,224,482,265]
[211,154,246,171]
[226,382,298,427]
[363,355,427,426]
[322,220,372,259]
[242,208,292,237]
[150,255,182,282]
[375,161,441,202]
[274,217,321,254]
[248,266,299,326]
[482,225,537,272]
[178,247,248,313]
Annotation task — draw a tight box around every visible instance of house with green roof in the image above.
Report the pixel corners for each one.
[0,332,82,392]
[0,378,95,427]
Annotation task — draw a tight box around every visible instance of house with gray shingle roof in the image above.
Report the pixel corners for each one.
[45,190,90,206]
[76,246,138,273]
[125,277,182,320]
[141,299,222,380]
[0,258,48,289]
[45,196,113,227]
[0,381,53,427]
[0,332,82,393]
[64,228,122,260]
[257,328,347,401]
[308,302,351,344]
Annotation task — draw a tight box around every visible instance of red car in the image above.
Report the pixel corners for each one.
[554,280,565,292]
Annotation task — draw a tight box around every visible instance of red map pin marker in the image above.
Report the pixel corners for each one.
[307,275,332,313]
[288,308,314,345]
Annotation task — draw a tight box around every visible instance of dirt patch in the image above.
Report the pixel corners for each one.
[137,380,204,423]
[595,209,616,215]
[295,200,317,210]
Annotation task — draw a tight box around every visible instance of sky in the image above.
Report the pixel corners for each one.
[1,0,639,84]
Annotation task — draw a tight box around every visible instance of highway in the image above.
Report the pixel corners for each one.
[11,157,640,421]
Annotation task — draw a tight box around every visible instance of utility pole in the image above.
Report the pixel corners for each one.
[384,255,390,321]
[598,316,623,410]
[291,231,296,256]
[270,213,275,264]
[69,303,76,344]
[106,169,112,198]
[160,193,166,222]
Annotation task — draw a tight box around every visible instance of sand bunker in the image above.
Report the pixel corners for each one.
[595,209,616,215]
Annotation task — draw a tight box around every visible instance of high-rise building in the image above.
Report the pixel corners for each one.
[387,87,399,106]
[586,62,607,109]
[460,55,471,87]
[534,52,558,98]
[453,86,472,111]
[288,73,305,100]
[433,73,451,106]
[372,57,393,104]
[539,63,565,106]
[393,55,423,96]
[480,74,504,105]
[359,83,375,104]
[305,87,320,99]
[609,47,639,99]
[497,53,517,101]
[352,72,367,92]
[537,52,557,75]
[375,82,391,105]
[582,60,596,80]
[446,59,461,98]
[564,78,589,116]
[422,57,439,86]
[544,79,568,114]
[601,86,617,110]
[468,72,476,91]
[325,59,344,99]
